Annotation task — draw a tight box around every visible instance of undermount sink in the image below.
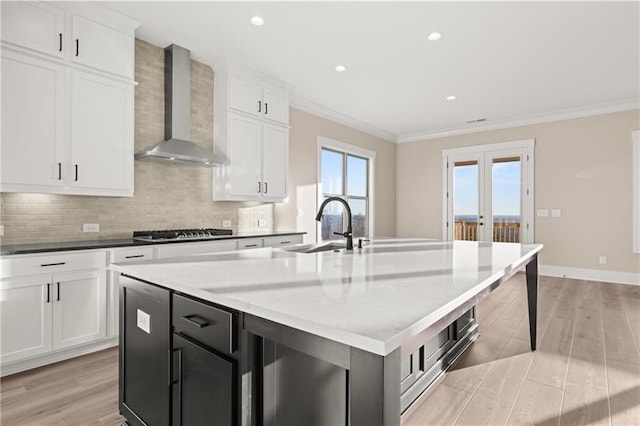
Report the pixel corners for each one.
[280,242,346,254]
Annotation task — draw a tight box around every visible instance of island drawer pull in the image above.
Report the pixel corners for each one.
[182,315,210,328]
[41,262,66,267]
[279,241,291,244]
[244,244,258,248]
[125,254,145,259]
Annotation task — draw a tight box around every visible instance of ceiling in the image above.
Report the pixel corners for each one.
[103,1,640,142]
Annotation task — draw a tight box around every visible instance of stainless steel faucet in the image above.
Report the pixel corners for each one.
[315,197,354,250]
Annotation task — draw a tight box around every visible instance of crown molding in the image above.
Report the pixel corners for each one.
[289,95,397,143]
[397,98,640,143]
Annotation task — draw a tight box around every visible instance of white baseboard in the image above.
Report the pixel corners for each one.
[0,337,118,377]
[540,264,640,286]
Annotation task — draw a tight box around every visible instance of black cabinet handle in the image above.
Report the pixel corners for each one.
[74,164,78,181]
[57,162,62,180]
[46,284,50,303]
[265,102,268,115]
[56,282,60,301]
[125,254,145,259]
[264,182,268,194]
[41,262,66,267]
[279,241,291,245]
[75,39,79,56]
[58,33,62,52]
[182,315,210,328]
[257,181,261,193]
[258,100,261,113]
[244,244,258,248]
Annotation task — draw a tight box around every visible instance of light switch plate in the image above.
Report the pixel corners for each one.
[551,209,562,217]
[137,309,151,334]
[83,223,99,232]
[222,220,232,228]
[536,209,549,217]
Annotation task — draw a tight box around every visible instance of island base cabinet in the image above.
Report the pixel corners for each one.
[172,334,236,426]
[119,276,171,426]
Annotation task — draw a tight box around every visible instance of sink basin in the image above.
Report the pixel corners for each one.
[280,242,346,254]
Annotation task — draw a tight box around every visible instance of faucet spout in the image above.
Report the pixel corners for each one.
[315,197,354,250]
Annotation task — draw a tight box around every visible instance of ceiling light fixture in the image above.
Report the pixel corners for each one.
[335,65,347,72]
[446,95,457,101]
[250,16,264,26]
[427,32,442,41]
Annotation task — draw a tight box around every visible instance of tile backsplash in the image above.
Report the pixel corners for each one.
[0,39,272,245]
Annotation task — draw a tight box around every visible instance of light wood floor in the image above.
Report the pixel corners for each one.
[1,275,638,425]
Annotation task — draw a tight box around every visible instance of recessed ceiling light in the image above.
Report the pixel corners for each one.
[335,65,347,72]
[250,16,264,26]
[428,32,442,41]
[446,95,457,101]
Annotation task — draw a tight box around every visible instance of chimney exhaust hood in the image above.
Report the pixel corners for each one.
[135,44,225,167]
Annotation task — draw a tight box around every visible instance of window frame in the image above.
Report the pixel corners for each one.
[316,136,376,242]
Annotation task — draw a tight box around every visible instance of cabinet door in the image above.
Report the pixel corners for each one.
[71,15,134,79]
[262,123,288,199]
[228,113,262,197]
[1,52,65,191]
[70,71,134,196]
[52,269,107,350]
[228,75,262,117]
[262,87,289,125]
[1,1,64,58]
[172,334,235,426]
[0,277,53,364]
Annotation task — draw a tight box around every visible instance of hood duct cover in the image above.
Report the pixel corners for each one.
[135,44,225,167]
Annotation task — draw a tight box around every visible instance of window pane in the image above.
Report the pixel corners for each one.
[321,149,343,195]
[347,155,367,197]
[320,197,345,241]
[348,198,368,238]
[453,161,479,241]
[492,157,521,243]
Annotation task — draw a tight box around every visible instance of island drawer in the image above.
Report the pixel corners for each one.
[172,294,237,355]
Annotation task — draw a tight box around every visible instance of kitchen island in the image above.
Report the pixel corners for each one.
[112,238,542,426]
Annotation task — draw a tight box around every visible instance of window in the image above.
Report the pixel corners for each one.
[317,137,375,241]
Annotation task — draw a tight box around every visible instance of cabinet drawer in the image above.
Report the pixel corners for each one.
[237,238,263,250]
[173,294,237,355]
[1,251,107,279]
[111,247,154,263]
[155,241,237,259]
[263,235,303,247]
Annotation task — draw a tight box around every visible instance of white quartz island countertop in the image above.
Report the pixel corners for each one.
[111,238,542,356]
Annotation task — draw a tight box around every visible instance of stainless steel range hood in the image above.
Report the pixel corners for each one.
[135,44,225,167]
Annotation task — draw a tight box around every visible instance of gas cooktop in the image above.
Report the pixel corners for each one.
[133,228,233,242]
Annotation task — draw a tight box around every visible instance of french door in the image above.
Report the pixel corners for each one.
[443,140,534,243]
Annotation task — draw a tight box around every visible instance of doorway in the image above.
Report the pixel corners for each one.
[443,140,534,243]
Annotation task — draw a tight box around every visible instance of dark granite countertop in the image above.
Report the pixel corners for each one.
[0,231,306,256]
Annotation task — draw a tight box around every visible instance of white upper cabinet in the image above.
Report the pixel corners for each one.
[0,1,138,197]
[71,15,135,79]
[70,71,134,195]
[1,1,65,58]
[1,51,65,190]
[214,65,290,202]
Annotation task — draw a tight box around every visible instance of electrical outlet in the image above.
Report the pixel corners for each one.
[536,209,549,217]
[551,209,562,217]
[258,219,267,227]
[599,256,607,265]
[222,220,232,228]
[83,223,99,233]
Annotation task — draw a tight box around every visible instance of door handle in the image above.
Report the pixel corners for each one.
[46,284,51,303]
[74,164,78,181]
[58,162,62,180]
[56,282,60,301]
[75,39,79,56]
[265,102,268,115]
[258,100,262,113]
[264,182,268,194]
[257,181,261,193]
[58,33,62,52]
[182,315,210,328]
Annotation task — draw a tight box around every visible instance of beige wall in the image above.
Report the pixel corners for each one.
[275,108,396,243]
[396,109,640,274]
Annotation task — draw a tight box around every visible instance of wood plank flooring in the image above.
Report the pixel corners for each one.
[1,275,638,425]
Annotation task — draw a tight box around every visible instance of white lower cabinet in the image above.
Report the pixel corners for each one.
[0,250,109,374]
[0,277,52,364]
[52,270,106,350]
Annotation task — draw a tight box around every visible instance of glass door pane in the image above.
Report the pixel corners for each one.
[491,157,522,242]
[453,160,480,241]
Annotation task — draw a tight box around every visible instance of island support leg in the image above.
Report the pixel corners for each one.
[526,254,538,351]
[349,347,401,426]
